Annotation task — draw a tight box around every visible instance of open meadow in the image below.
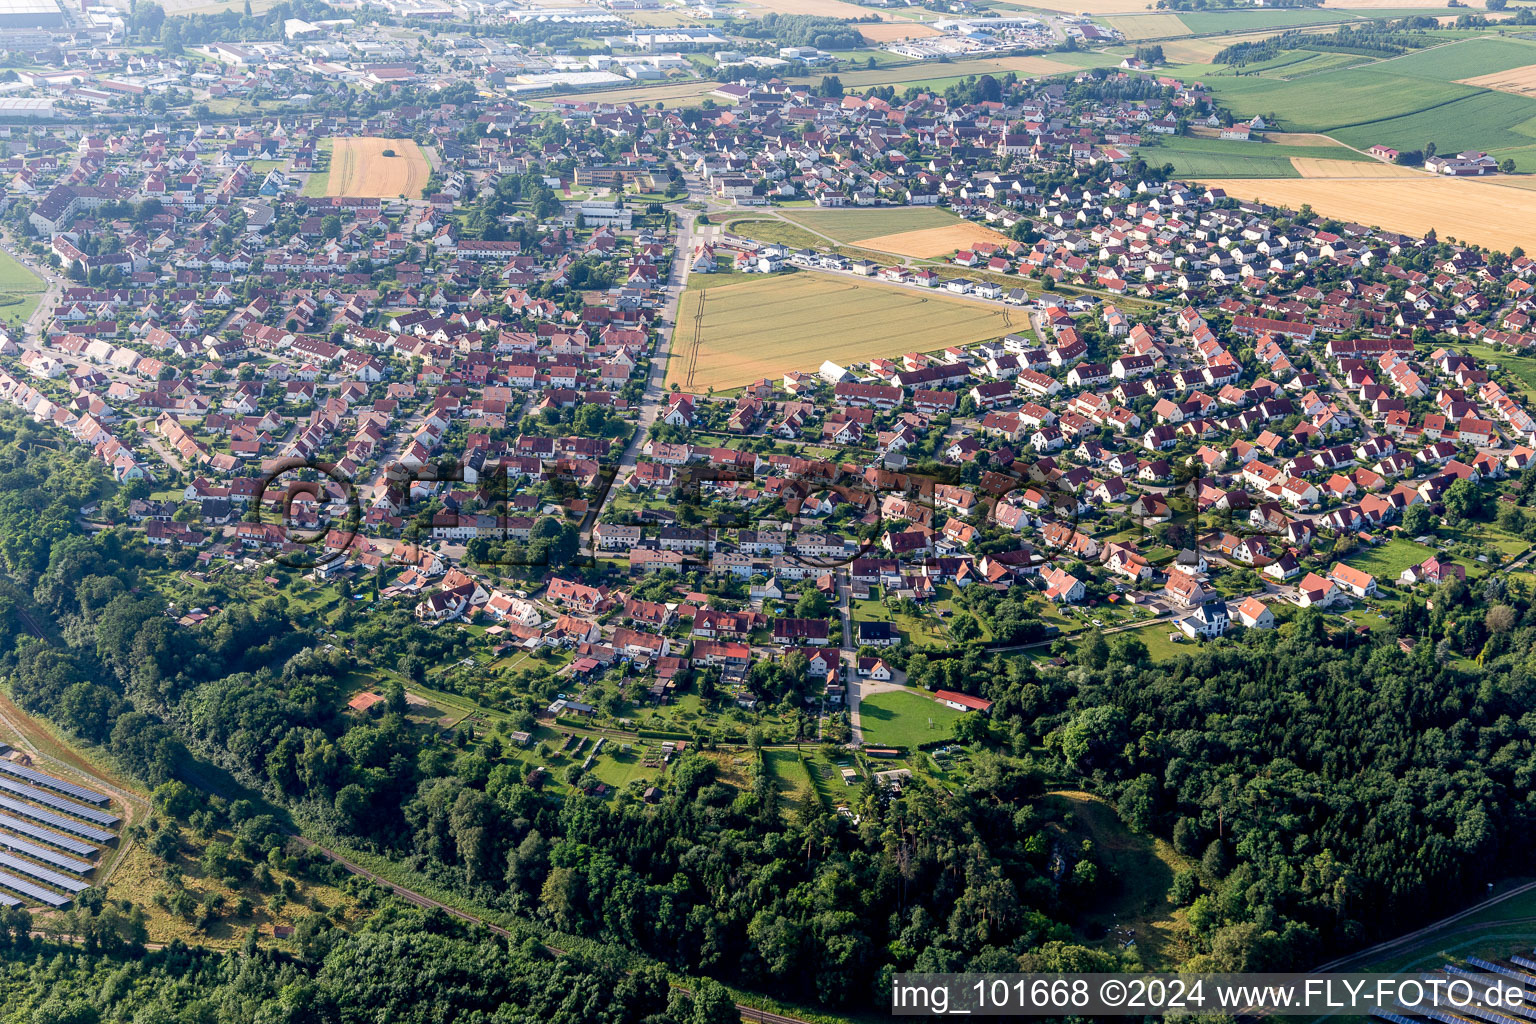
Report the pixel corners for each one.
[325,137,430,199]
[1197,175,1536,255]
[667,273,1013,391]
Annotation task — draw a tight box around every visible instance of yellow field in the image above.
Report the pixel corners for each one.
[1264,131,1349,146]
[668,274,1012,392]
[858,22,941,42]
[854,222,1014,258]
[326,137,429,199]
[1290,158,1429,178]
[1104,13,1189,39]
[1198,176,1536,255]
[1458,62,1536,96]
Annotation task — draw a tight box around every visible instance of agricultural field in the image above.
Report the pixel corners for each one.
[1459,61,1536,96]
[778,205,959,243]
[1176,7,1362,33]
[324,137,430,199]
[1144,133,1373,178]
[1195,174,1536,256]
[856,22,940,42]
[1102,13,1189,39]
[858,689,963,749]
[1290,156,1428,176]
[852,221,1014,258]
[0,248,46,328]
[666,274,1014,392]
[807,53,1109,93]
[1363,36,1536,82]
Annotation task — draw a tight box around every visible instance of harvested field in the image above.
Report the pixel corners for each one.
[857,22,940,42]
[1104,12,1190,39]
[779,206,958,243]
[854,222,1013,258]
[326,137,429,199]
[667,274,1012,392]
[1290,157,1429,177]
[1458,62,1536,97]
[1198,176,1536,255]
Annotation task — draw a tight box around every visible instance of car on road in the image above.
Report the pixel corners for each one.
[1092,619,1103,626]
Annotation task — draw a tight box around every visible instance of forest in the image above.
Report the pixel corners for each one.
[2,408,1536,1008]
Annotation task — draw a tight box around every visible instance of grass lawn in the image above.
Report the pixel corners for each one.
[762,748,815,814]
[859,689,963,748]
[1121,621,1198,662]
[0,247,46,328]
[1344,537,1438,580]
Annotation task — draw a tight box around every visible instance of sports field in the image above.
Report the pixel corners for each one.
[854,222,1013,258]
[858,690,963,749]
[667,274,1013,392]
[324,138,431,199]
[1197,175,1536,255]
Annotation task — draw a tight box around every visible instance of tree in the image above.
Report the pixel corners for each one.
[1501,157,1517,173]
[1401,502,1435,536]
[1443,478,1481,525]
[819,75,843,98]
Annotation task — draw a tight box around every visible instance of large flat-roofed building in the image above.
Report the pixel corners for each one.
[0,0,65,29]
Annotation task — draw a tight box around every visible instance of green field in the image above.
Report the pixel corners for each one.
[1177,7,1360,34]
[859,689,963,749]
[0,248,47,329]
[1360,37,1536,82]
[1344,538,1439,580]
[1144,133,1373,177]
[1187,36,1536,168]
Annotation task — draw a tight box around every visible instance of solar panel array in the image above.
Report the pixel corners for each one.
[0,793,114,842]
[0,776,119,826]
[0,760,118,909]
[0,831,92,874]
[0,761,109,806]
[0,851,87,893]
[0,813,97,857]
[0,869,68,907]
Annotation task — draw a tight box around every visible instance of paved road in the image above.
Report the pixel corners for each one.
[583,198,701,548]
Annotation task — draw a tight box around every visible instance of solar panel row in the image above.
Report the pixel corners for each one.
[0,831,92,874]
[0,776,119,827]
[0,869,67,907]
[0,851,87,893]
[0,794,113,842]
[0,760,109,806]
[0,891,16,908]
[0,813,97,857]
